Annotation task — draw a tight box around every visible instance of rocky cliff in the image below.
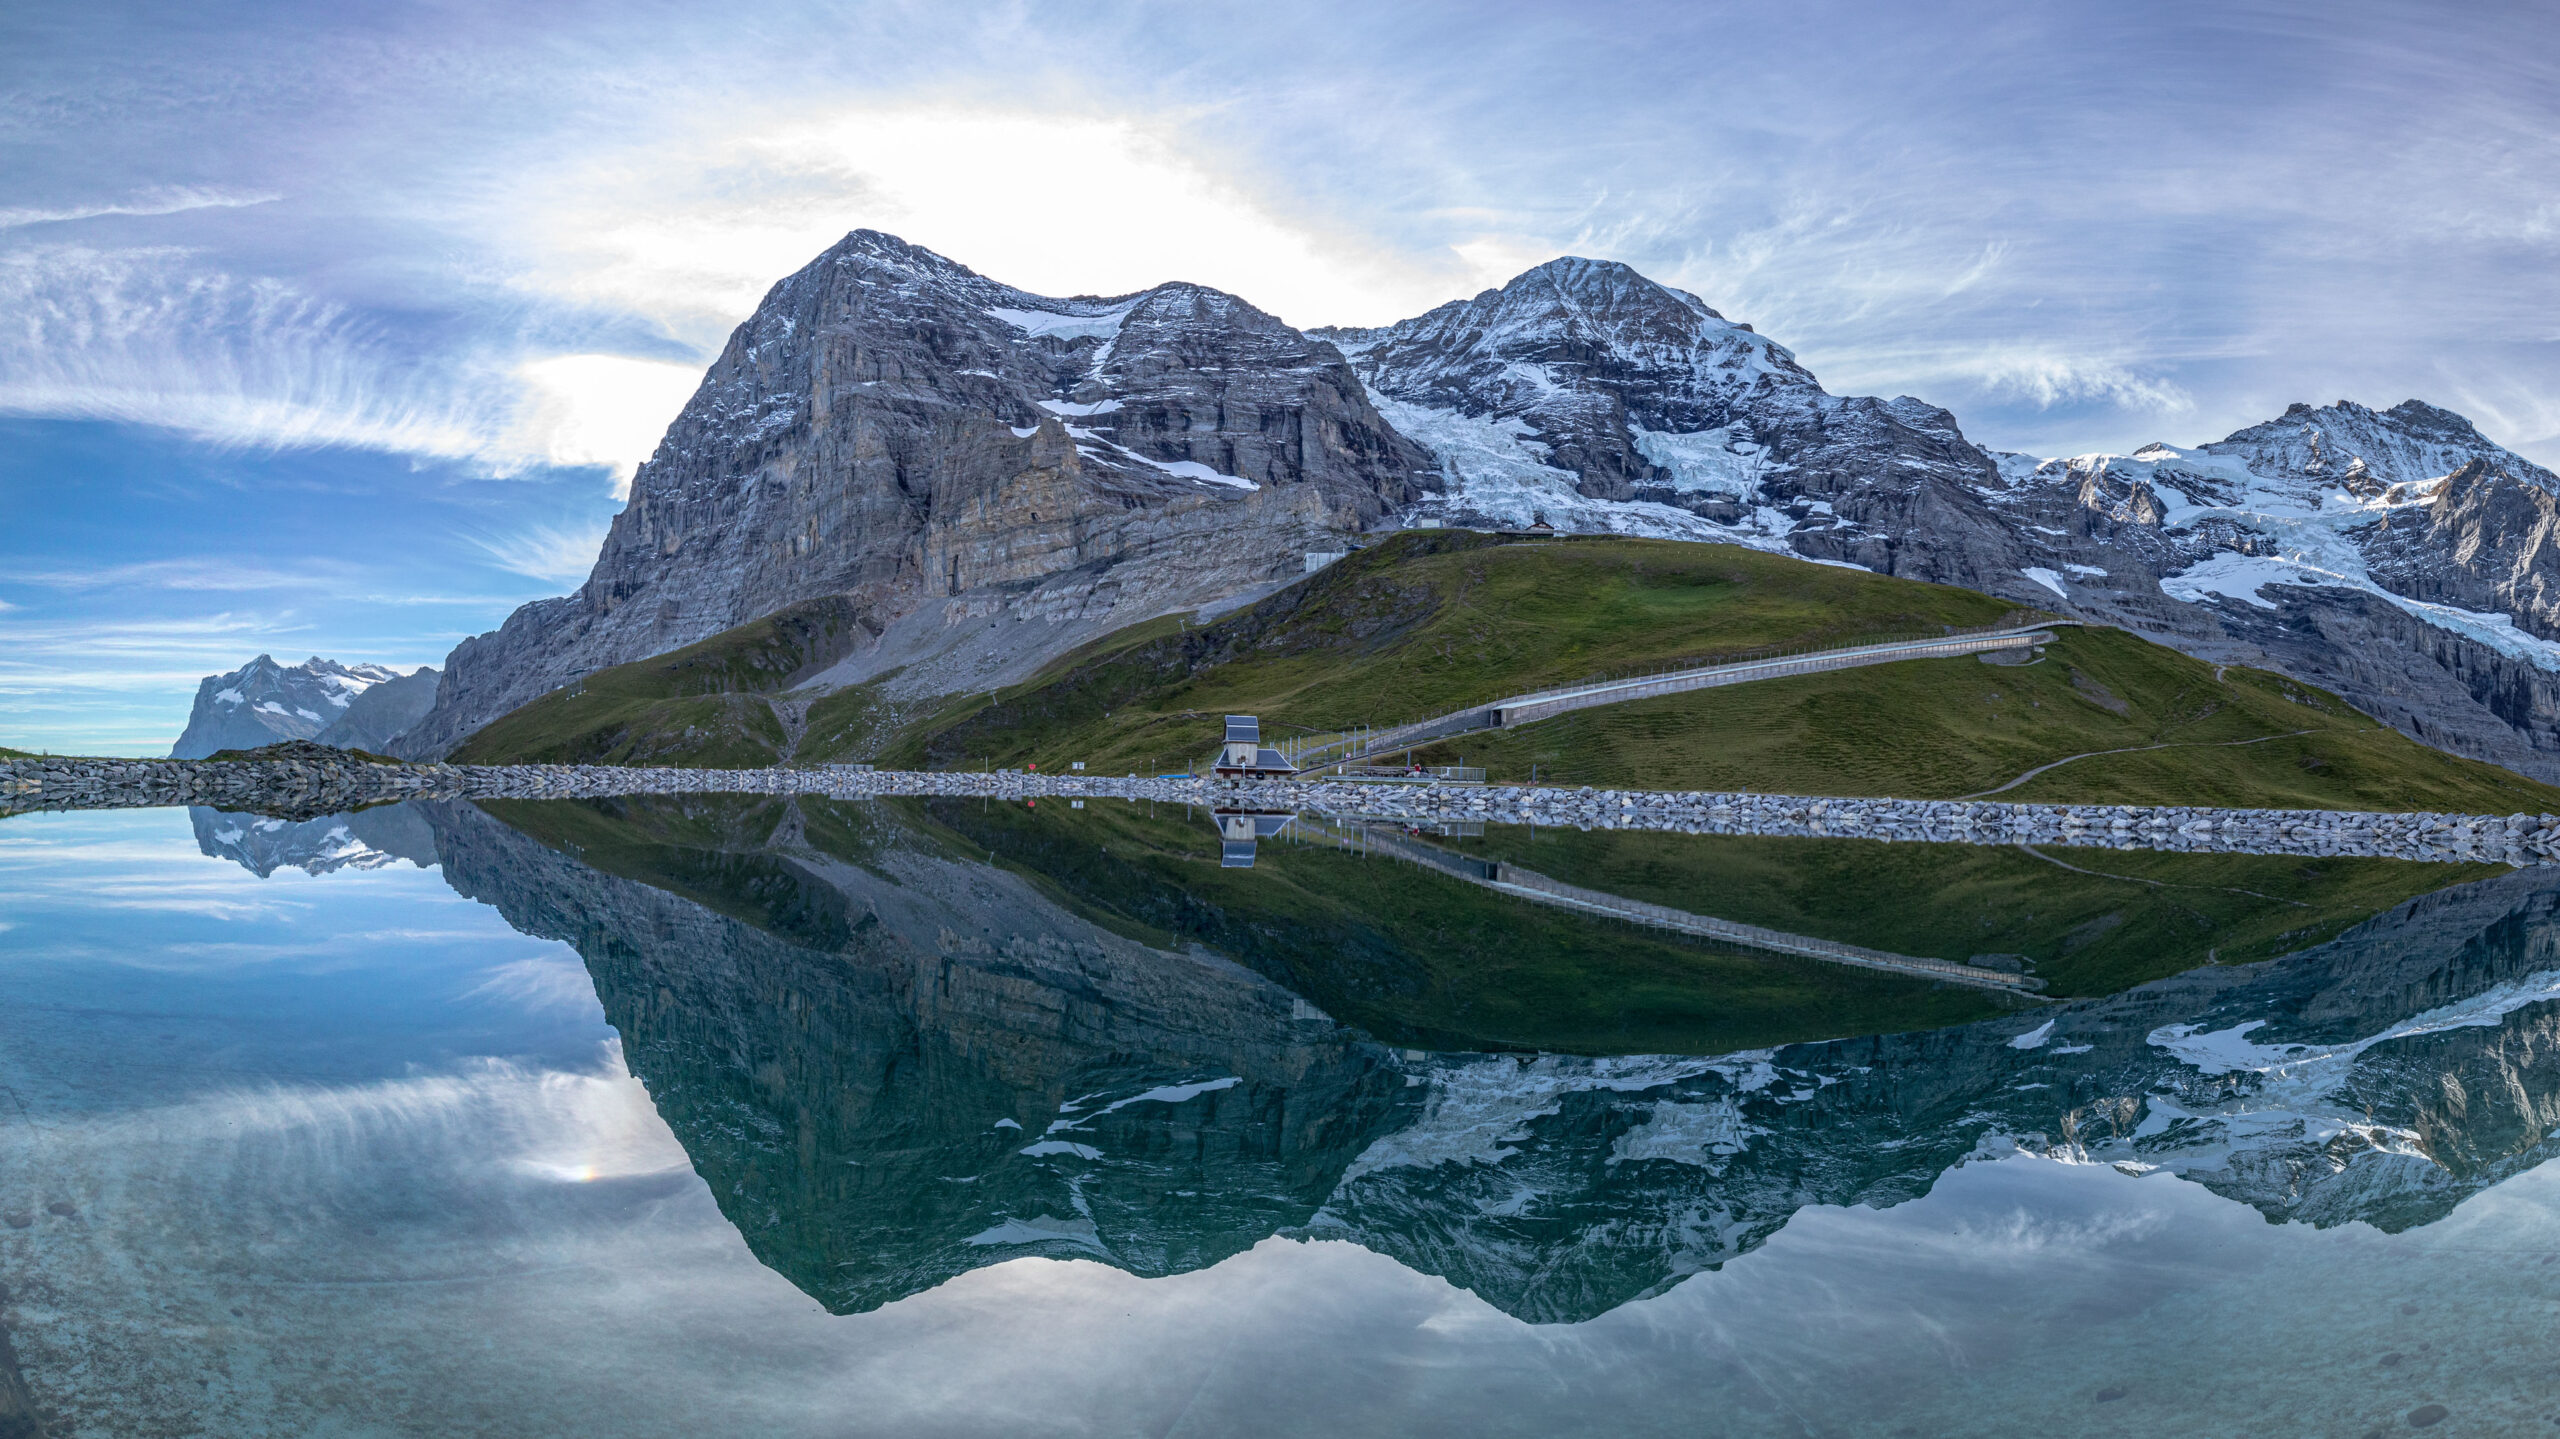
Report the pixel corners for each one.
[170,655,438,758]
[400,234,2560,783]
[396,231,1431,757]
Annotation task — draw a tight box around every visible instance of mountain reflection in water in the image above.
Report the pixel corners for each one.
[178,793,2560,1327]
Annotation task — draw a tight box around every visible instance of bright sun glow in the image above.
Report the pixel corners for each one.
[511,354,705,492]
[499,103,1511,344]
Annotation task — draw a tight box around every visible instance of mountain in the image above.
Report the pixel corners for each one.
[1314,256,2015,568]
[170,655,439,758]
[402,232,2560,783]
[1323,260,2560,780]
[392,230,1431,758]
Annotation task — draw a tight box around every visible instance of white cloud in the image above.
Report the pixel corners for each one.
[509,354,702,492]
[465,954,604,1017]
[492,102,1486,339]
[0,246,695,486]
[465,519,611,585]
[0,186,283,230]
[0,245,502,459]
[1952,348,2195,414]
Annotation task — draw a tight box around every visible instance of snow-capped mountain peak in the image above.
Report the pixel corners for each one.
[172,655,439,758]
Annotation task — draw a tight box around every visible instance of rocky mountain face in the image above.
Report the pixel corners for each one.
[415,794,2560,1325]
[394,231,1431,757]
[1324,260,2560,780]
[398,231,2560,780]
[1315,257,2021,578]
[170,655,439,759]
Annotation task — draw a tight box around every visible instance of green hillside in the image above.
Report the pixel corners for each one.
[450,597,870,767]
[897,530,2036,773]
[448,530,2560,816]
[896,532,2560,813]
[1409,625,2560,813]
[1434,824,2500,998]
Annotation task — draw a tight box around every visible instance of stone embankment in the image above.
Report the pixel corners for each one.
[1,753,470,820]
[9,755,2560,865]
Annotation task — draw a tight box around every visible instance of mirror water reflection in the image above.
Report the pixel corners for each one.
[5,794,2560,1433]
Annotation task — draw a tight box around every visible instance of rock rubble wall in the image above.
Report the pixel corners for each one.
[11,756,2560,865]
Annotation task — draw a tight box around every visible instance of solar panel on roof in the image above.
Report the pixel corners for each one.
[1224,715,1258,742]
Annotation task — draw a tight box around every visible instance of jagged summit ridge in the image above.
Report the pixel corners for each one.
[396,229,1432,758]
[394,229,2560,784]
[171,654,438,759]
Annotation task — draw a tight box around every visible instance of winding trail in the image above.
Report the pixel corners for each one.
[1959,730,2319,800]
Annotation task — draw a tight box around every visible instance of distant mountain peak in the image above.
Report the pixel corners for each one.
[171,655,438,759]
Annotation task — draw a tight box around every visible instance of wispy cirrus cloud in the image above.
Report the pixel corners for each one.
[0,185,284,230]
[6,557,353,592]
[0,245,501,459]
[1954,349,2196,415]
[0,246,693,486]
[463,519,610,584]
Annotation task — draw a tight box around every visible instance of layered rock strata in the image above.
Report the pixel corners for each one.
[395,230,1431,757]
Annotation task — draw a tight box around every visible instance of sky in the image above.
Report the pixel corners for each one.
[4,0,2557,753]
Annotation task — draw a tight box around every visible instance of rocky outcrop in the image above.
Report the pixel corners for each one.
[4,743,465,820]
[170,655,438,758]
[396,231,1432,758]
[21,761,2560,866]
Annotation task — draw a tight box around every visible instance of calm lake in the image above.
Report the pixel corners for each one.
[5,794,2558,1436]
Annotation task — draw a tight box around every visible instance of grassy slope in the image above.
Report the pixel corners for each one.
[1442,825,2500,997]
[907,533,2560,814]
[452,598,868,767]
[899,531,2034,774]
[1414,626,2560,813]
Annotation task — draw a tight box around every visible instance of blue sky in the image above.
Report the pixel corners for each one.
[5,0,2557,753]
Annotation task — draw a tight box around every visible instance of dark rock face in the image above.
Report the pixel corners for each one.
[171,655,438,759]
[398,231,1431,758]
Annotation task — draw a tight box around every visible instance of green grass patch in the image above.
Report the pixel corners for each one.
[453,597,870,767]
[1407,627,2560,813]
[897,531,2037,775]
